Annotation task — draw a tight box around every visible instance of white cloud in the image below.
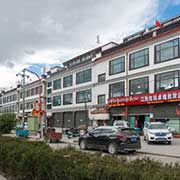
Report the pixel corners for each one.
[0,0,164,89]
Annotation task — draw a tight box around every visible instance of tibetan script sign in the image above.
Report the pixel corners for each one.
[108,90,180,107]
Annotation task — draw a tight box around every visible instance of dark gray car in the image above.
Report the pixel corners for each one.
[79,126,141,154]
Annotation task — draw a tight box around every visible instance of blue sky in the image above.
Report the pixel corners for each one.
[0,0,180,88]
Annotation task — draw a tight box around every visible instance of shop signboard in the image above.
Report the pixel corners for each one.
[108,90,180,107]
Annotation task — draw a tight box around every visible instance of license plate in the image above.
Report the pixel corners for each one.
[131,136,137,142]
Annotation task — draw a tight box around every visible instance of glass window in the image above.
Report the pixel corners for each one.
[129,77,149,95]
[109,82,124,98]
[26,90,30,97]
[76,89,91,103]
[155,38,179,63]
[76,69,91,84]
[63,75,73,88]
[98,73,106,82]
[47,104,52,109]
[47,81,52,87]
[53,95,61,106]
[63,93,73,105]
[53,79,61,90]
[31,88,35,96]
[47,97,52,103]
[47,89,52,95]
[109,56,125,75]
[129,48,149,70]
[98,94,106,104]
[91,128,102,135]
[155,71,179,92]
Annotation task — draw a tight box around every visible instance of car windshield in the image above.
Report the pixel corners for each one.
[149,124,167,129]
[118,128,137,135]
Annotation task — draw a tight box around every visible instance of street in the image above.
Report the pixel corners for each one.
[49,136,180,164]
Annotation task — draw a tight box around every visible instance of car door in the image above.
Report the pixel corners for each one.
[86,128,102,149]
[96,128,116,150]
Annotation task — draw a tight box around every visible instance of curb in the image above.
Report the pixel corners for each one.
[136,151,180,159]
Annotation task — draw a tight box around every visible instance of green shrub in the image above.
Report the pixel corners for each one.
[0,137,180,180]
[0,113,16,134]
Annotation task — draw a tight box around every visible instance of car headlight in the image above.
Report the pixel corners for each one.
[148,131,155,135]
[167,132,172,136]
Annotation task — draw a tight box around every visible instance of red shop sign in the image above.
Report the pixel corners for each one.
[108,90,180,107]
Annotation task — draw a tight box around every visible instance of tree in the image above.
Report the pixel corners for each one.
[0,113,16,134]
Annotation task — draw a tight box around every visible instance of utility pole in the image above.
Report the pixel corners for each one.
[16,69,29,126]
[22,69,26,126]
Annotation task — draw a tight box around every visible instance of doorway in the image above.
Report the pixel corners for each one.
[129,114,150,130]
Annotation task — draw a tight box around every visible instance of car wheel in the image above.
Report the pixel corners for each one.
[80,140,87,150]
[107,142,118,154]
[128,150,136,154]
[147,139,151,144]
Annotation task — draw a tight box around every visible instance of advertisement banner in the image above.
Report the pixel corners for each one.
[108,90,180,107]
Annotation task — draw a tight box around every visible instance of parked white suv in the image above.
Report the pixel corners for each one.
[143,122,172,144]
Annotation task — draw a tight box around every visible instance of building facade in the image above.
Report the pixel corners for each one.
[46,42,117,129]
[1,15,180,133]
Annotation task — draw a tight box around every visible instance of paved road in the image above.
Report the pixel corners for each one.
[139,137,180,157]
[49,136,180,164]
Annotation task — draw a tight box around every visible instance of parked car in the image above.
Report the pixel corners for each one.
[16,127,29,137]
[65,129,80,139]
[143,122,172,144]
[44,127,62,143]
[79,126,141,154]
[113,120,130,128]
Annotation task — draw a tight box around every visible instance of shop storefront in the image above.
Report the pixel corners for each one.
[52,110,89,129]
[108,90,180,132]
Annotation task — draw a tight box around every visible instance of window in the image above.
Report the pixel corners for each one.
[129,48,149,70]
[129,77,149,95]
[109,56,125,75]
[155,71,179,92]
[31,88,35,96]
[47,81,52,87]
[47,97,52,103]
[63,93,73,105]
[53,95,61,106]
[98,73,106,82]
[155,38,179,63]
[63,75,73,88]
[53,79,61,90]
[76,89,91,103]
[26,90,30,97]
[91,128,101,135]
[47,89,52,95]
[98,95,106,104]
[47,104,52,109]
[109,82,124,98]
[76,69,91,84]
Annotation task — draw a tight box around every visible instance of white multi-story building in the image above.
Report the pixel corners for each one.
[0,79,45,124]
[46,15,180,132]
[46,42,118,128]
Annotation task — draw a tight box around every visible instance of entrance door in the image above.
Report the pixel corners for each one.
[129,116,135,128]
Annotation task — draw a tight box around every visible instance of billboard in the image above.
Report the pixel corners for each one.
[108,90,180,107]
